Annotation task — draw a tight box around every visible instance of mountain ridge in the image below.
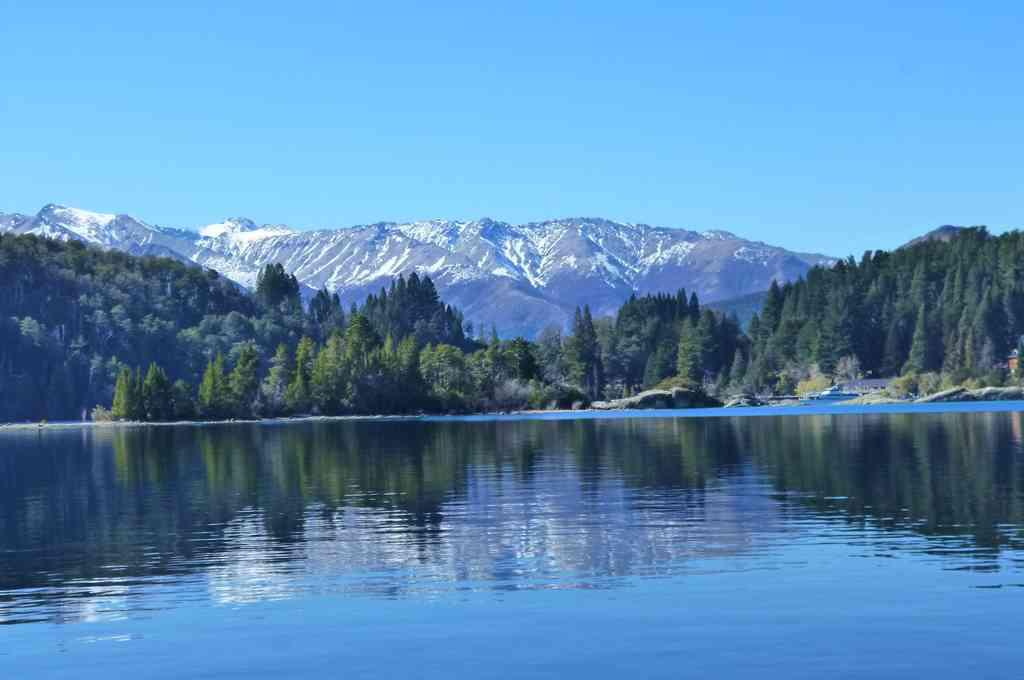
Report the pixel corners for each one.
[1,203,835,336]
[900,225,968,249]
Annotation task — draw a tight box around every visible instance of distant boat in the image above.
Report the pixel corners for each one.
[803,385,861,403]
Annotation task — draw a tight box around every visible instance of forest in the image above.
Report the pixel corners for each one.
[741,227,1024,395]
[0,233,742,422]
[3,227,1022,422]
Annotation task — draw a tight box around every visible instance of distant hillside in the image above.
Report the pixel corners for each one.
[901,225,967,249]
[740,226,1023,391]
[0,234,259,420]
[708,291,767,329]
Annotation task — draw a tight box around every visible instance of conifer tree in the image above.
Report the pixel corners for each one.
[142,363,173,421]
[676,319,703,386]
[198,354,228,419]
[760,280,784,338]
[643,343,674,387]
[286,337,315,413]
[343,314,378,367]
[228,343,260,417]
[904,306,931,374]
[729,349,747,391]
[688,292,700,321]
[260,344,293,416]
[111,366,135,421]
[255,263,300,309]
[311,333,344,414]
[172,379,196,420]
[131,367,145,420]
[564,306,603,398]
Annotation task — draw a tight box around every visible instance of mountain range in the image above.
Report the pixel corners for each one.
[0,204,834,337]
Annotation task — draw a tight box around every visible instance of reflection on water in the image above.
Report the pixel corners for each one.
[2,412,1024,626]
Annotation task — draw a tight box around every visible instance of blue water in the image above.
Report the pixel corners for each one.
[3,406,1024,678]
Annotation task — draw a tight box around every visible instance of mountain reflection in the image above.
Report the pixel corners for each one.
[1,411,1023,624]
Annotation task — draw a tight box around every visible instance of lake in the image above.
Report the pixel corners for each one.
[3,407,1024,678]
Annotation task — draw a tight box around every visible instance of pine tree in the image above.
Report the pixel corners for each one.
[760,280,784,338]
[228,343,260,417]
[172,379,196,420]
[131,367,145,420]
[309,287,345,335]
[111,366,134,421]
[142,363,173,421]
[255,263,300,309]
[286,337,315,413]
[904,305,931,374]
[696,309,717,373]
[260,344,293,416]
[311,333,344,414]
[343,314,379,366]
[564,306,603,398]
[728,349,747,392]
[688,292,700,321]
[507,337,539,381]
[198,354,228,419]
[676,319,703,386]
[643,343,673,387]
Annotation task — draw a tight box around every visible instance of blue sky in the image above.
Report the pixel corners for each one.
[1,1,1021,256]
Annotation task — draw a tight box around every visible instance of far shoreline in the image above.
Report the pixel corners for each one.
[4,398,1024,432]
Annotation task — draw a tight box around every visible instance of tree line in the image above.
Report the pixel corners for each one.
[742,227,1024,395]
[1,234,748,422]
[10,226,1017,422]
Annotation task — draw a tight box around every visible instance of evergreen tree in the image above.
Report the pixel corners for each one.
[564,306,603,398]
[676,319,703,386]
[255,263,300,309]
[131,368,145,420]
[728,348,747,391]
[311,333,344,414]
[111,366,135,421]
[760,280,784,338]
[260,344,293,416]
[904,305,931,374]
[286,337,315,413]
[507,337,539,381]
[142,363,173,421]
[198,354,228,419]
[172,379,196,420]
[688,292,700,320]
[228,342,260,417]
[309,287,345,336]
[643,342,674,387]
[343,313,379,366]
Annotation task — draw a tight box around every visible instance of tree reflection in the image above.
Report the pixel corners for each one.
[1,411,1023,624]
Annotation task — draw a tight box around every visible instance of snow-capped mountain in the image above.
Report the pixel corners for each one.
[1,204,834,336]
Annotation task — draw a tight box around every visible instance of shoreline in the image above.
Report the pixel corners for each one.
[3,398,1024,431]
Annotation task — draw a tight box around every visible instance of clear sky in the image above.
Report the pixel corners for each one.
[2,1,1021,256]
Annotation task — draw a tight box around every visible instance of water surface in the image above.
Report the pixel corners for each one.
[3,408,1024,677]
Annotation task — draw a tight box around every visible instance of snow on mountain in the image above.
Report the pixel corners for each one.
[199,217,259,238]
[3,204,835,337]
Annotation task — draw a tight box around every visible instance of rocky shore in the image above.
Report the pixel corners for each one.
[591,387,722,410]
[914,386,1024,403]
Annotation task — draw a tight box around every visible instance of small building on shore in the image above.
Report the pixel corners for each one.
[1008,349,1020,373]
